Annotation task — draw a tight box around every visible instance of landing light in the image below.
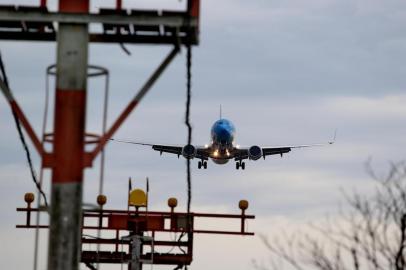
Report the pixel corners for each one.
[213,150,219,157]
[236,145,240,149]
[204,144,209,148]
[226,150,230,157]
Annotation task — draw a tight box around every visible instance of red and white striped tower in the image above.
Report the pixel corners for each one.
[48,1,89,270]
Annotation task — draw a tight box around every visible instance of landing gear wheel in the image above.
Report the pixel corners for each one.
[236,162,240,170]
[241,162,245,170]
[203,161,207,169]
[198,161,202,169]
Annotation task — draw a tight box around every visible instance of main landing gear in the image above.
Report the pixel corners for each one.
[198,160,208,169]
[236,161,245,170]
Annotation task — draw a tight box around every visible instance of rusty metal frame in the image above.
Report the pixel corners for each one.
[0,32,197,45]
[17,203,255,266]
[0,9,197,27]
[0,1,200,45]
[16,207,255,235]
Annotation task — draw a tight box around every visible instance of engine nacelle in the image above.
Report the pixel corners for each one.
[248,145,262,160]
[182,144,197,159]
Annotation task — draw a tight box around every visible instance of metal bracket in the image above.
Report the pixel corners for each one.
[0,9,198,27]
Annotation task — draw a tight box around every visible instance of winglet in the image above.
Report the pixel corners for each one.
[329,129,337,145]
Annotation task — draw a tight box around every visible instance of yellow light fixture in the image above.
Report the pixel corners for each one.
[239,200,249,210]
[24,192,35,204]
[128,189,147,208]
[97,194,107,206]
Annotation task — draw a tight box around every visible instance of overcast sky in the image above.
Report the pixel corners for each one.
[1,0,406,269]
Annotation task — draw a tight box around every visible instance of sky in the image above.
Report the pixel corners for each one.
[1,0,406,269]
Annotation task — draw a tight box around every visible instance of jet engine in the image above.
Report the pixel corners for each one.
[248,145,262,160]
[182,144,197,159]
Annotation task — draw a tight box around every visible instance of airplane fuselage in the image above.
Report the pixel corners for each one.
[209,119,236,164]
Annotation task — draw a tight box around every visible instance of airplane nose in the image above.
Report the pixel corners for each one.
[217,126,232,142]
[211,120,235,144]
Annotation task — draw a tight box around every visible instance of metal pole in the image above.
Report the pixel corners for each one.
[130,236,143,270]
[47,0,89,270]
[116,0,122,10]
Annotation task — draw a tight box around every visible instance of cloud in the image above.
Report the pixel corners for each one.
[325,95,406,119]
[1,0,406,270]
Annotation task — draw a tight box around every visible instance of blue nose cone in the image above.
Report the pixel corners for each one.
[211,119,235,144]
[216,126,232,142]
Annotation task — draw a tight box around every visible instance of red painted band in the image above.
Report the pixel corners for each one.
[52,89,86,183]
[59,0,89,13]
[189,0,200,18]
[116,0,122,10]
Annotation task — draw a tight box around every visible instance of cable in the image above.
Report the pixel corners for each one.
[85,262,97,270]
[0,53,48,207]
[177,232,187,254]
[12,113,48,207]
[185,42,192,216]
[182,42,192,270]
[182,20,193,270]
[119,43,131,55]
[182,15,194,269]
[164,232,187,255]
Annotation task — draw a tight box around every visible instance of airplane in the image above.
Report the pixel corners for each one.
[111,118,335,170]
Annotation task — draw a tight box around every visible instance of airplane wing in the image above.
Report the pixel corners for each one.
[110,138,210,160]
[152,144,210,160]
[233,142,334,161]
[234,129,336,161]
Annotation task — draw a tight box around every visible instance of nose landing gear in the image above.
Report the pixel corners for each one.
[236,161,245,170]
[198,160,208,169]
